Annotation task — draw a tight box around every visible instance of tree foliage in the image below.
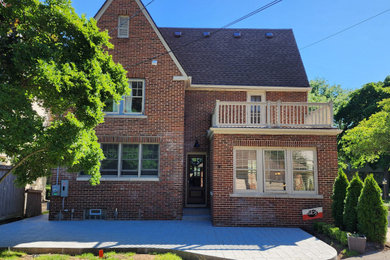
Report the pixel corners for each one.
[0,0,128,185]
[357,174,388,244]
[335,77,390,131]
[309,78,350,115]
[331,169,349,228]
[343,173,363,232]
[342,97,390,168]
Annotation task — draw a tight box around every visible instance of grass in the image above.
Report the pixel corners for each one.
[341,248,360,258]
[0,250,180,260]
[0,250,26,260]
[155,253,182,260]
[35,254,70,260]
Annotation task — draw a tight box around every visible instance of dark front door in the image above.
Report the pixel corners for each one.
[187,155,206,205]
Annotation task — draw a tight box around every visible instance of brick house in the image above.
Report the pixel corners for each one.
[49,0,340,226]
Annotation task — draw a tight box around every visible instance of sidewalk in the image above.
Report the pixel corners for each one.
[0,214,337,260]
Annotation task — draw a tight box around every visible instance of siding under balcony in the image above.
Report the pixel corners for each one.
[211,101,334,129]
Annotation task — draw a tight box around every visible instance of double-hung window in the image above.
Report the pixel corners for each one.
[104,79,145,116]
[118,16,129,38]
[234,148,317,195]
[100,143,159,179]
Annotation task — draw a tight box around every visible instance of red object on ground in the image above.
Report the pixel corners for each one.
[99,249,104,258]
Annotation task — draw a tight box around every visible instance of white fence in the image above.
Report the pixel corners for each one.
[212,101,333,128]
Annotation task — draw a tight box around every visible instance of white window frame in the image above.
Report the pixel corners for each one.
[123,79,145,115]
[100,143,160,179]
[104,79,145,116]
[246,91,266,102]
[233,147,318,195]
[118,16,129,38]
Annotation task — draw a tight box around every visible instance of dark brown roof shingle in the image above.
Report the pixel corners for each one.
[159,27,310,88]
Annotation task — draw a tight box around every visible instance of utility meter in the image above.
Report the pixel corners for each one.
[51,185,60,196]
[60,180,69,197]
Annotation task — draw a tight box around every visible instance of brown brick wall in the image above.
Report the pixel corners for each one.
[184,90,246,206]
[266,91,308,102]
[50,0,186,220]
[210,134,338,227]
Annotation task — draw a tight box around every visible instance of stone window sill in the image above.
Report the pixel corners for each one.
[104,115,147,119]
[76,176,159,182]
[230,193,323,199]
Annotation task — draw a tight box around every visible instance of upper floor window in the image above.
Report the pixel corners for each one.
[118,16,129,38]
[104,79,145,116]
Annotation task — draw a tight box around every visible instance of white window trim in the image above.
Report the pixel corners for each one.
[246,91,266,102]
[77,143,160,181]
[233,147,318,196]
[104,79,145,117]
[118,16,129,38]
[123,79,145,115]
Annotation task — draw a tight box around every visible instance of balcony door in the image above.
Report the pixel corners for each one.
[248,94,266,125]
[186,154,207,206]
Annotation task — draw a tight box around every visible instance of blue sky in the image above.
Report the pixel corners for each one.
[72,0,390,90]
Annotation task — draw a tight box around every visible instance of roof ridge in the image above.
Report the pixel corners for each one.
[159,27,293,31]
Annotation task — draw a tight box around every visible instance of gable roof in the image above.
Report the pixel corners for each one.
[94,0,187,78]
[159,28,310,88]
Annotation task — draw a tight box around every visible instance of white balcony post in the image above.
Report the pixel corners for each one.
[329,101,334,127]
[267,101,271,127]
[215,100,220,127]
[246,103,250,125]
[276,100,281,127]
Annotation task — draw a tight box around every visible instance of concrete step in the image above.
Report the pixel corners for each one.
[182,208,210,221]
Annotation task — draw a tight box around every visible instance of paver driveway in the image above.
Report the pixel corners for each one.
[0,215,337,260]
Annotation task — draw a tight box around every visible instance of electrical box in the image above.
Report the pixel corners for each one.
[60,180,69,197]
[51,185,60,196]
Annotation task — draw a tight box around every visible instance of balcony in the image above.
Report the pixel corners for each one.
[211,101,334,129]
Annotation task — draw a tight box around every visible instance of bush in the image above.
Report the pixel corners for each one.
[313,222,348,246]
[332,169,349,228]
[357,174,388,244]
[343,173,364,232]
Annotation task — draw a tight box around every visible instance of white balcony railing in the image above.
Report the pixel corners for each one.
[211,101,334,128]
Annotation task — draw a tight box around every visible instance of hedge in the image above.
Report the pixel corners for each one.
[343,173,364,232]
[313,222,348,246]
[332,169,349,228]
[357,174,388,244]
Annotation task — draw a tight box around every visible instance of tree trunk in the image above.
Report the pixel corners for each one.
[0,148,46,184]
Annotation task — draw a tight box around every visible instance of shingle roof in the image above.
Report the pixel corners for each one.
[159,27,310,88]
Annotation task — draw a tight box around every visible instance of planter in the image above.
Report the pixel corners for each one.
[347,233,366,253]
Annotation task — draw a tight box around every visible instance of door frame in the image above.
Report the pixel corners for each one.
[185,152,208,208]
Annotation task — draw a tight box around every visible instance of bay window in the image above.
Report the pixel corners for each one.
[234,148,317,194]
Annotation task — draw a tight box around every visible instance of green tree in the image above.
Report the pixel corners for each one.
[332,169,349,228]
[335,77,390,131]
[342,97,390,169]
[337,76,390,170]
[357,174,388,244]
[0,0,128,185]
[309,78,350,115]
[343,173,363,232]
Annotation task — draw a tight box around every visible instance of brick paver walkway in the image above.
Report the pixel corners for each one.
[0,215,337,260]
